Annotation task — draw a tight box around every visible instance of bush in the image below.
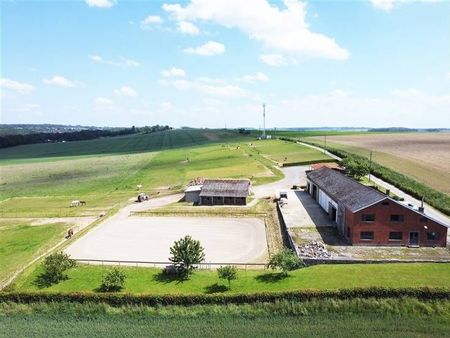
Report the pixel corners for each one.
[268,249,304,276]
[38,252,76,286]
[217,266,238,290]
[1,288,449,307]
[99,268,126,292]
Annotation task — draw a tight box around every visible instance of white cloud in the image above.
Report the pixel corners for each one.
[161,67,186,77]
[0,78,34,94]
[371,0,443,12]
[43,75,76,87]
[259,54,286,66]
[141,15,164,29]
[95,97,116,110]
[161,78,247,97]
[89,55,140,68]
[391,88,421,97]
[14,103,41,112]
[184,41,225,56]
[447,71,450,80]
[178,21,200,35]
[163,0,349,61]
[85,0,116,8]
[114,86,138,97]
[239,72,269,83]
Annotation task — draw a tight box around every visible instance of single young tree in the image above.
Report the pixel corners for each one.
[42,252,76,284]
[268,248,303,276]
[217,266,238,290]
[169,235,205,277]
[99,267,126,292]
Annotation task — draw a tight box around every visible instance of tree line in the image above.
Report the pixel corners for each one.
[0,125,172,148]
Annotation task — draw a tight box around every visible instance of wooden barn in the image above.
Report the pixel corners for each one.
[306,167,448,247]
[199,179,251,206]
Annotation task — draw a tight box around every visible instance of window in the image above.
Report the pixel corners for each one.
[382,201,390,206]
[361,214,375,222]
[427,232,439,241]
[420,217,428,223]
[360,231,374,240]
[390,214,404,222]
[389,232,403,241]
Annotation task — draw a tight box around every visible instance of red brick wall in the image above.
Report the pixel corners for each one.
[347,200,447,247]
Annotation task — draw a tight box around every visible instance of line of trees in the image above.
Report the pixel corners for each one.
[0,125,172,148]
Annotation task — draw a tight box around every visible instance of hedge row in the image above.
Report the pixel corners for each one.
[1,288,449,306]
[281,158,336,167]
[296,139,450,216]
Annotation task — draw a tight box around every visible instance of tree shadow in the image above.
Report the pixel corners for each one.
[33,272,66,289]
[152,271,188,285]
[255,272,289,283]
[204,283,228,294]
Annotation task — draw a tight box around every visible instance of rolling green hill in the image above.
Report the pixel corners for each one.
[0,129,249,161]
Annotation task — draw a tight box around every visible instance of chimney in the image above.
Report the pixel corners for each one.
[385,189,390,196]
[418,197,425,213]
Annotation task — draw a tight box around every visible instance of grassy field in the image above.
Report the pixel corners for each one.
[1,298,449,337]
[0,219,69,284]
[304,132,450,194]
[13,263,450,294]
[247,139,331,164]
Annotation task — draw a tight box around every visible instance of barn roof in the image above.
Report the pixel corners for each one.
[307,167,386,212]
[199,179,251,198]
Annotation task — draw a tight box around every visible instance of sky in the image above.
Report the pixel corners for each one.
[1,0,450,129]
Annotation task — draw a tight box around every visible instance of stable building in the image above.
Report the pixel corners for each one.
[306,167,448,247]
[198,179,251,206]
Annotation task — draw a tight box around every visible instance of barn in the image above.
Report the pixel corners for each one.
[199,179,251,206]
[184,185,202,203]
[306,167,448,247]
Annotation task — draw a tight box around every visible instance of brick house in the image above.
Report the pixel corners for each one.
[306,167,448,247]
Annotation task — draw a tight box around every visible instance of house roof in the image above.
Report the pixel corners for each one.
[199,179,251,198]
[307,167,386,212]
[184,185,203,193]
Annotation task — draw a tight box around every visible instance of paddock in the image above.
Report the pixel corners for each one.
[65,216,268,264]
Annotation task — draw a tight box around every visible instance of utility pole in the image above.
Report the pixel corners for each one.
[262,103,266,139]
[368,151,373,182]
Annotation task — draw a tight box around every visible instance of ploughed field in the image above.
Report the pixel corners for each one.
[306,132,450,194]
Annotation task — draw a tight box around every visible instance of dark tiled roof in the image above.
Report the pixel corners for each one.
[199,179,251,198]
[307,167,386,212]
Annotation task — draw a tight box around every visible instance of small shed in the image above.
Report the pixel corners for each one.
[184,185,203,203]
[199,179,251,206]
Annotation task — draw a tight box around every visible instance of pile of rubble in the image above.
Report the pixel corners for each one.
[298,241,331,259]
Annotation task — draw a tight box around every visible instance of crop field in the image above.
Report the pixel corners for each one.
[305,132,450,194]
[2,299,450,338]
[14,263,450,294]
[0,219,69,284]
[249,139,332,165]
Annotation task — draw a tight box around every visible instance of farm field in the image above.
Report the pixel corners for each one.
[2,299,449,338]
[0,219,69,284]
[248,139,332,165]
[14,263,450,294]
[305,132,450,194]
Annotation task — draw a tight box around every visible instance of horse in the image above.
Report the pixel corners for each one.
[79,200,86,206]
[70,200,80,207]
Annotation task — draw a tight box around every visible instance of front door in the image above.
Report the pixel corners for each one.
[409,231,419,246]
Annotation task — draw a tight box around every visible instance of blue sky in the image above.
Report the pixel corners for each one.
[1,0,450,128]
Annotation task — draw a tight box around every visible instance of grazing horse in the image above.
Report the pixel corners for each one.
[79,200,86,206]
[70,200,80,207]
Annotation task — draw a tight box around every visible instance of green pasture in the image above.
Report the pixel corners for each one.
[1,298,450,338]
[0,219,69,283]
[248,139,331,164]
[0,129,249,161]
[14,263,450,294]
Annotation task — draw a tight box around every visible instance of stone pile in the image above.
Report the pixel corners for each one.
[298,241,331,259]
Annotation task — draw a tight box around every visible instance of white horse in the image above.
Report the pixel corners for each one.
[70,200,80,207]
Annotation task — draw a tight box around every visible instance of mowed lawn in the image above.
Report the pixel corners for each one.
[250,139,332,164]
[14,263,450,293]
[0,219,69,284]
